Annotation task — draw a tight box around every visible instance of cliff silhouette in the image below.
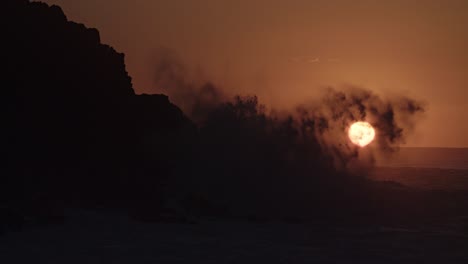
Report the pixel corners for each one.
[2,0,196,227]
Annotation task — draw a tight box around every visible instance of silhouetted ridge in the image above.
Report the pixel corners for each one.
[2,0,195,226]
[5,0,133,98]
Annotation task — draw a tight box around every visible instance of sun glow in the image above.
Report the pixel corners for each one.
[348,121,376,147]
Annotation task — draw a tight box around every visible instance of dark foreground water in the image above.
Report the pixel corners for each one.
[2,148,468,263]
[1,210,467,264]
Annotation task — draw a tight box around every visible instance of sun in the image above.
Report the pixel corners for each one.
[348,121,376,147]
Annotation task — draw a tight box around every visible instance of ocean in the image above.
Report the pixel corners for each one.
[376,147,468,170]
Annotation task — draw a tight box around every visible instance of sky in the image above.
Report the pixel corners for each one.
[41,0,468,147]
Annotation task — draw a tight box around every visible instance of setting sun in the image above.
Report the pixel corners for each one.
[348,121,376,147]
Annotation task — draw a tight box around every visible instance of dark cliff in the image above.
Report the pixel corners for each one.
[2,0,195,220]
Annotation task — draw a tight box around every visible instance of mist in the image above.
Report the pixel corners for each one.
[153,53,425,171]
[152,54,426,219]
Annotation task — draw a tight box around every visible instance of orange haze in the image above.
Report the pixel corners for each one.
[42,0,468,147]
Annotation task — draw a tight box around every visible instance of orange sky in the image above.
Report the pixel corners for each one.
[42,0,468,147]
